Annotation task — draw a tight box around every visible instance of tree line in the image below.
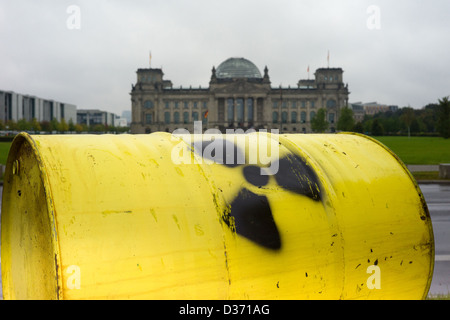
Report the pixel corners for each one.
[311,96,450,138]
[0,118,130,134]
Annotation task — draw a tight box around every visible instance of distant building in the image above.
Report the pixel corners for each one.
[122,110,132,125]
[130,57,350,134]
[115,117,128,127]
[0,89,76,124]
[388,105,399,112]
[77,109,120,127]
[349,103,365,123]
[361,102,398,116]
[350,101,399,120]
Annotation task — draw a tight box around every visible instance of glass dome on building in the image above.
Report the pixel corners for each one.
[216,57,262,79]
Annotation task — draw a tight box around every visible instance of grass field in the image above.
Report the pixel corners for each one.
[0,136,449,166]
[0,142,11,165]
[373,136,450,165]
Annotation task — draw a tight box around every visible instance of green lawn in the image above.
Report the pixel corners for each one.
[0,142,12,165]
[373,136,450,165]
[1,136,449,166]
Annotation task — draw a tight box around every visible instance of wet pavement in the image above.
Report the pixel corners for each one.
[0,183,449,299]
[420,183,450,296]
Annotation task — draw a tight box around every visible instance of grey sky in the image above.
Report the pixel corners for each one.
[1,0,449,116]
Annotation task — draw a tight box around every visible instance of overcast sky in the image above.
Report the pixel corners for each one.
[1,0,449,116]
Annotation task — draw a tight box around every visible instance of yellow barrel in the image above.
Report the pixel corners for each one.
[1,132,434,300]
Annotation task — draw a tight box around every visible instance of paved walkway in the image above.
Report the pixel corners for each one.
[407,165,439,172]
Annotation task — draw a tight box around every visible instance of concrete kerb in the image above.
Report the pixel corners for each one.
[408,164,450,185]
[407,165,440,172]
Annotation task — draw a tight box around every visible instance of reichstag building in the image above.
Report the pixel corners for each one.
[130,57,349,134]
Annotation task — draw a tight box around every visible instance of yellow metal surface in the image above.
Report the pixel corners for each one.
[1,132,434,300]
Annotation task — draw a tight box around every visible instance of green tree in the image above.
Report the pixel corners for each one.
[311,108,328,133]
[353,122,364,134]
[58,118,69,133]
[68,119,76,132]
[6,120,18,131]
[40,121,51,132]
[400,107,415,137]
[17,119,31,131]
[337,106,355,132]
[30,118,41,132]
[50,118,59,132]
[421,104,438,133]
[74,124,83,133]
[91,124,106,133]
[383,117,401,135]
[437,96,450,139]
[371,119,384,136]
[80,124,89,132]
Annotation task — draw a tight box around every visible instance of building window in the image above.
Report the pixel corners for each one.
[272,101,278,109]
[164,112,170,124]
[301,111,307,124]
[192,112,199,122]
[174,112,180,124]
[145,113,153,124]
[329,113,335,124]
[291,111,297,123]
[291,101,297,108]
[183,112,189,124]
[174,102,179,109]
[301,101,306,108]
[282,101,287,109]
[203,101,208,109]
[144,101,154,109]
[327,99,337,109]
[184,101,189,109]
[272,111,279,123]
[281,111,288,124]
[237,99,244,123]
[311,101,315,108]
[193,102,198,109]
[165,101,170,109]
[310,111,316,121]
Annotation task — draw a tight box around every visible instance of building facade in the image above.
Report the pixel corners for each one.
[350,101,399,119]
[0,90,77,124]
[77,109,121,128]
[130,57,350,134]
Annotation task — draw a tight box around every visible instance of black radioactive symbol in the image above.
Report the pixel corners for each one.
[192,139,322,251]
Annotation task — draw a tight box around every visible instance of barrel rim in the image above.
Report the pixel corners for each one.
[2,132,64,299]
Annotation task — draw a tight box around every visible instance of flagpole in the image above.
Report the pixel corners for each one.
[327,50,330,68]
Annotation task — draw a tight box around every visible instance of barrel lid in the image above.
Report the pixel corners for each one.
[1,133,62,299]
